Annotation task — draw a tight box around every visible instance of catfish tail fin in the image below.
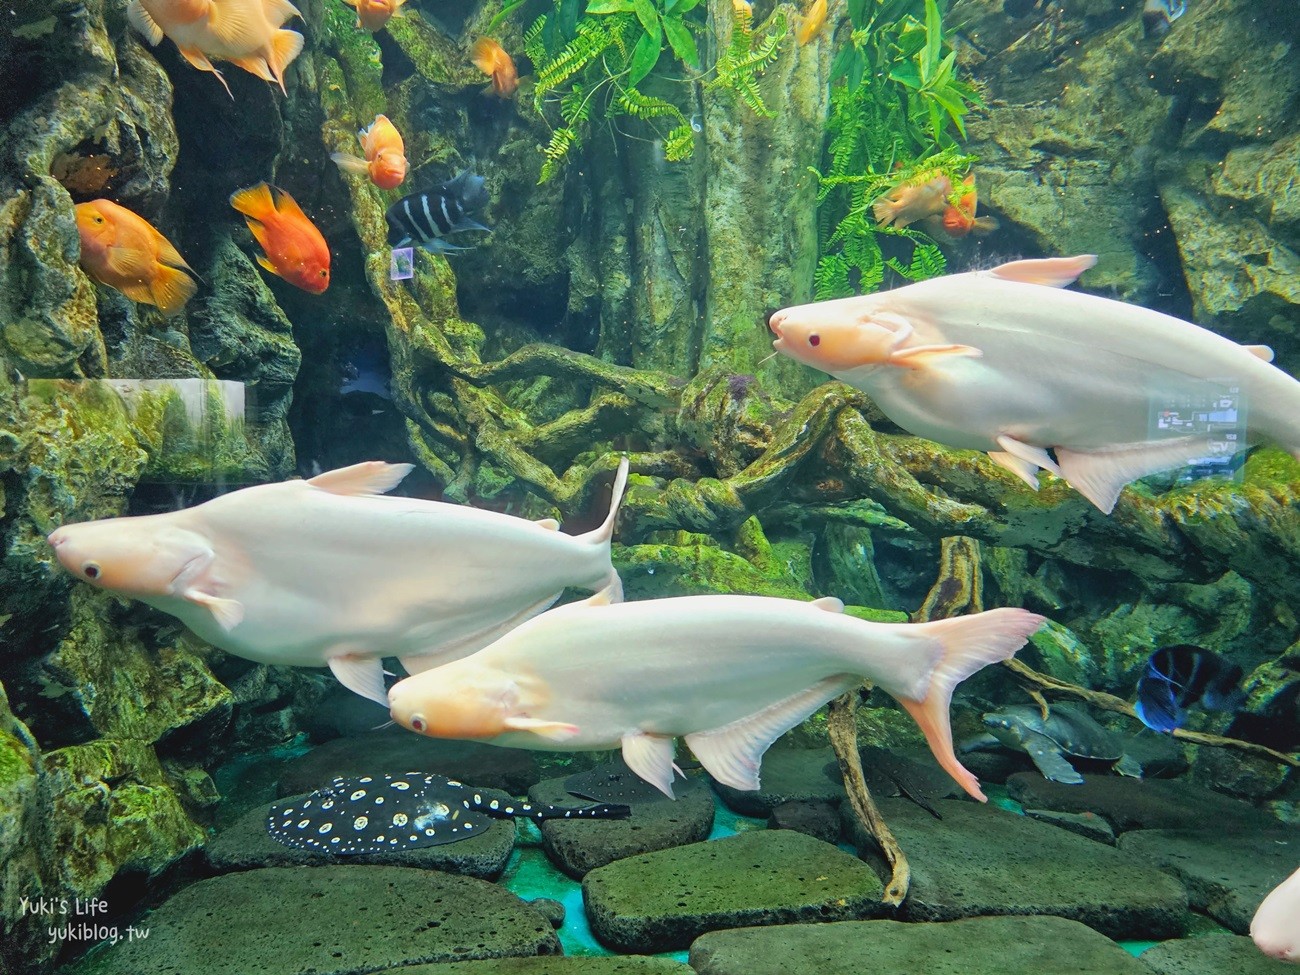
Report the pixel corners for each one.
[895,608,1046,802]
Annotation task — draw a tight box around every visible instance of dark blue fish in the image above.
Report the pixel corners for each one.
[267,772,630,854]
[1135,644,1246,734]
[1142,0,1187,37]
[385,171,491,254]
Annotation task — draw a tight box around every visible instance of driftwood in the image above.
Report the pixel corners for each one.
[828,693,910,906]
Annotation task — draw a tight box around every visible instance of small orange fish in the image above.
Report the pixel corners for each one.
[471,38,519,99]
[127,0,304,97]
[797,0,827,45]
[933,173,1001,238]
[75,199,197,316]
[229,183,330,294]
[331,114,408,190]
[342,0,405,32]
[872,173,953,229]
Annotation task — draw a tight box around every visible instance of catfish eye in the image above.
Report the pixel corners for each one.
[410,715,426,733]
[808,334,821,347]
[82,562,101,580]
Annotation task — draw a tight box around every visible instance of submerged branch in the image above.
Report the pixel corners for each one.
[829,693,910,905]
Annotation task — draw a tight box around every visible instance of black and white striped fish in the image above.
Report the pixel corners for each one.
[384,171,491,254]
[266,772,630,854]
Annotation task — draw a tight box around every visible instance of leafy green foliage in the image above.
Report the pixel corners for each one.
[514,0,788,182]
[813,0,983,298]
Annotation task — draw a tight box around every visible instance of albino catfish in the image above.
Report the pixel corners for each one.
[1252,864,1300,964]
[48,458,628,705]
[769,255,1300,513]
[388,591,1045,802]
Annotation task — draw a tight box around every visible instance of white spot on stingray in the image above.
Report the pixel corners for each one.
[392,780,410,791]
[297,819,310,829]
[318,822,333,834]
[393,813,409,827]
[409,834,418,841]
[330,837,340,844]
[359,776,372,783]
[322,800,334,810]
[351,790,366,801]
[374,796,385,805]
[490,799,499,810]
[424,828,435,836]
[376,834,385,842]
[354,816,369,830]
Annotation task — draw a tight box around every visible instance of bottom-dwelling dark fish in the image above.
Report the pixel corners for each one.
[1135,644,1246,734]
[267,773,631,854]
[384,171,491,255]
[564,759,675,805]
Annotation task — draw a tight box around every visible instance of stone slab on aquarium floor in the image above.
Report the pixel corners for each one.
[1005,773,1282,833]
[1138,934,1297,974]
[531,773,714,878]
[581,829,884,953]
[276,728,542,797]
[1116,828,1299,933]
[203,794,516,878]
[710,743,845,816]
[386,958,695,974]
[64,866,560,975]
[689,915,1152,975]
[845,798,1188,939]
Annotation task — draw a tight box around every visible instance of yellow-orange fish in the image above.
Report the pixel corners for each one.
[75,199,197,316]
[471,38,519,98]
[797,0,827,44]
[872,172,953,229]
[922,173,1001,239]
[230,183,330,294]
[331,114,408,190]
[127,0,304,97]
[342,0,406,32]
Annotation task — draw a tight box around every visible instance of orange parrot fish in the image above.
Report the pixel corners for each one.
[797,0,828,44]
[872,172,953,229]
[229,183,330,294]
[126,0,305,97]
[471,38,519,98]
[932,173,1001,238]
[341,0,406,31]
[75,199,198,316]
[331,114,408,190]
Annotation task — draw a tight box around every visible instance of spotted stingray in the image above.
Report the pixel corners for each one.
[267,772,631,854]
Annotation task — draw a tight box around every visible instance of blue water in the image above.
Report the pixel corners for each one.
[499,792,767,958]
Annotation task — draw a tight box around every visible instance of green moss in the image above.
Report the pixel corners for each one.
[0,730,36,790]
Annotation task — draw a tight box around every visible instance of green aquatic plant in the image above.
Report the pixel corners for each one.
[812,0,982,299]
[515,0,788,182]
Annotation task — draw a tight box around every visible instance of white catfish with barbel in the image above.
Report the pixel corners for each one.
[388,591,1045,802]
[47,458,629,704]
[769,255,1299,513]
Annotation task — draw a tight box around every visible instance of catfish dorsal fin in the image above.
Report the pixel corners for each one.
[1244,344,1274,362]
[989,255,1097,288]
[308,461,414,496]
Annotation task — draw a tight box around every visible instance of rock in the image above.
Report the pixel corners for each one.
[767,800,841,845]
[530,774,714,879]
[845,798,1188,940]
[581,830,885,953]
[1137,934,1297,975]
[204,795,516,879]
[689,915,1152,975]
[0,683,49,975]
[66,866,561,975]
[1117,828,1299,933]
[526,898,566,929]
[276,727,541,797]
[1024,809,1117,845]
[1192,745,1292,801]
[388,959,695,975]
[712,743,845,816]
[1005,772,1282,834]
